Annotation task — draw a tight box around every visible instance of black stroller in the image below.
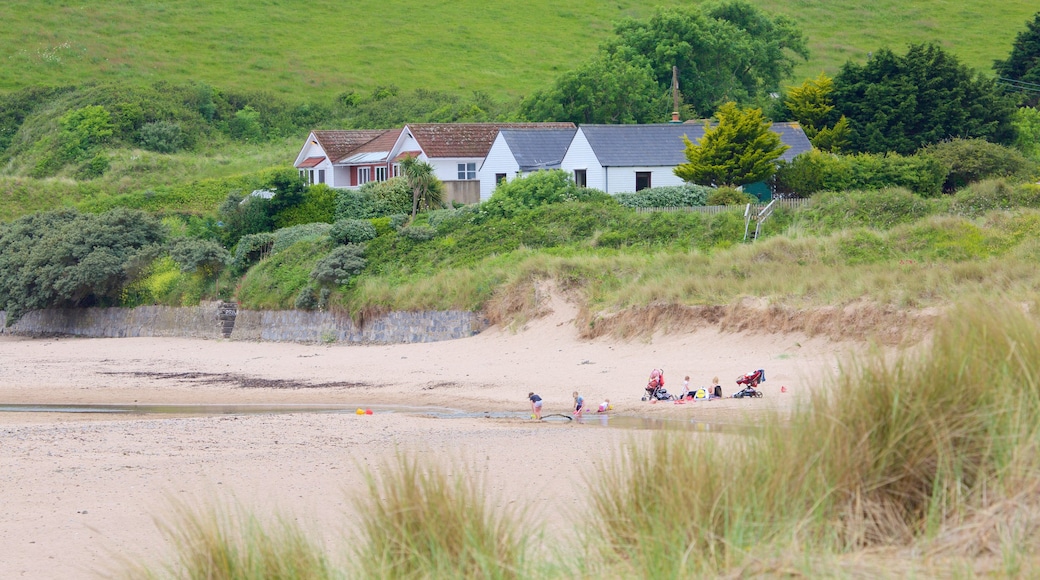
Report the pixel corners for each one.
[733,369,765,399]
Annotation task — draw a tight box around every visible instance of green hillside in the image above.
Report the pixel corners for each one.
[3,0,1036,101]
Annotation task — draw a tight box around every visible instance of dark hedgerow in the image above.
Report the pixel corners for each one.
[330,219,377,245]
[311,244,367,286]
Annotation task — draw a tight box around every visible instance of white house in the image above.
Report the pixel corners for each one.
[478,128,577,200]
[293,129,398,188]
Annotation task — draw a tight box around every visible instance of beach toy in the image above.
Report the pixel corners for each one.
[365,408,373,415]
[781,386,787,393]
[356,408,365,415]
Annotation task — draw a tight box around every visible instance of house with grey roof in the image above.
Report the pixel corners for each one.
[478,128,578,200]
[558,122,812,198]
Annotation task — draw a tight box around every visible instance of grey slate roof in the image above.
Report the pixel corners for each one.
[581,122,812,167]
[500,128,577,171]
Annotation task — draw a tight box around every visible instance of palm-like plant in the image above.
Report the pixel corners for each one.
[400,156,445,219]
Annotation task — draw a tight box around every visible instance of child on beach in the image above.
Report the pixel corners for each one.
[572,391,585,418]
[597,399,611,413]
[528,392,543,420]
[681,376,691,399]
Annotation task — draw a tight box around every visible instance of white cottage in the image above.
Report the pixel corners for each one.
[479,128,577,200]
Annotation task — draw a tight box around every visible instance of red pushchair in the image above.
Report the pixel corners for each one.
[643,368,675,401]
[733,369,765,398]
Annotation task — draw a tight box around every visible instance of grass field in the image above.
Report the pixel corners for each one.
[2,1,1036,102]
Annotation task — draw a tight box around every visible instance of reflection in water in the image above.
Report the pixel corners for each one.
[0,404,742,433]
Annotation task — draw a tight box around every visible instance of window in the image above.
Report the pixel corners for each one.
[574,169,587,188]
[299,169,306,181]
[457,162,476,180]
[375,166,387,181]
[635,172,652,191]
[392,164,400,177]
[308,169,315,184]
[317,169,325,184]
[495,173,507,185]
[358,167,371,185]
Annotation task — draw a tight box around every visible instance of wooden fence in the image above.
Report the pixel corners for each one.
[633,198,812,215]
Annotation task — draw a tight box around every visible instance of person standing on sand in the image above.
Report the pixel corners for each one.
[528,392,543,420]
[572,391,585,418]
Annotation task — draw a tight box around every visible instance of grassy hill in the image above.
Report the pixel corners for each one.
[3,0,1036,101]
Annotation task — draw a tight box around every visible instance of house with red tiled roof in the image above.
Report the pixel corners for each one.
[295,123,575,203]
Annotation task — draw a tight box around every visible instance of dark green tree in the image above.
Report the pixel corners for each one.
[519,53,670,124]
[400,156,445,219]
[606,1,808,116]
[832,43,1016,154]
[994,12,1040,106]
[674,102,788,187]
[0,208,165,324]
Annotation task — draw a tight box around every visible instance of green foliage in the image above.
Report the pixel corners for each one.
[837,229,892,264]
[606,1,808,116]
[479,170,613,219]
[947,179,1040,218]
[519,53,669,124]
[168,238,230,275]
[329,219,377,245]
[675,102,788,187]
[76,152,110,180]
[311,243,367,286]
[773,150,946,196]
[346,88,506,128]
[832,43,1017,154]
[706,186,755,205]
[228,105,262,142]
[0,207,165,323]
[271,222,332,253]
[358,177,413,216]
[398,225,437,242]
[783,73,849,152]
[237,239,331,309]
[230,232,274,275]
[1012,106,1040,161]
[335,189,376,220]
[137,121,185,153]
[218,193,272,246]
[801,188,934,232]
[613,184,710,208]
[272,183,337,227]
[994,12,1040,106]
[401,156,445,217]
[920,138,1037,192]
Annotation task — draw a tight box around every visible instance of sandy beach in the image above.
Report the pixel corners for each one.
[0,297,860,578]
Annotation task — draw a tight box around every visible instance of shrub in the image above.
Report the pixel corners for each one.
[273,183,337,227]
[169,238,230,275]
[480,170,611,219]
[229,105,263,142]
[334,189,376,220]
[329,219,377,244]
[614,184,710,208]
[360,177,413,216]
[802,188,933,232]
[389,213,409,230]
[920,138,1037,192]
[271,223,332,253]
[230,232,274,275]
[398,225,436,241]
[76,152,109,179]
[773,150,946,196]
[706,186,755,205]
[137,121,186,153]
[310,244,367,286]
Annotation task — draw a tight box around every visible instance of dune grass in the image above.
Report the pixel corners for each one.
[1,0,1035,103]
[587,300,1040,576]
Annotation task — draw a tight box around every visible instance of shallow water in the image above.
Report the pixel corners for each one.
[0,403,734,432]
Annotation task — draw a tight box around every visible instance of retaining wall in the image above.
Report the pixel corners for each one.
[0,304,488,344]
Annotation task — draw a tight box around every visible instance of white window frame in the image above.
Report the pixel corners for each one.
[457,162,476,180]
[392,164,400,177]
[375,166,387,181]
[358,167,371,185]
[317,169,325,184]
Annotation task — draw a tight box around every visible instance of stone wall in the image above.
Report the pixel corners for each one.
[0,304,488,344]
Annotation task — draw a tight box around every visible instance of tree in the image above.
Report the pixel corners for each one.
[674,102,788,187]
[519,53,670,124]
[400,156,445,219]
[994,12,1040,106]
[607,1,808,116]
[832,43,1016,154]
[0,208,165,324]
[783,73,850,152]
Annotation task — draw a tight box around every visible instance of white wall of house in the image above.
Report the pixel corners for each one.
[479,133,521,200]
[429,157,482,186]
[560,130,606,192]
[603,166,685,194]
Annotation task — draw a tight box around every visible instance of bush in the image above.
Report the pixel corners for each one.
[920,138,1037,192]
[803,188,934,232]
[773,150,946,196]
[76,152,109,179]
[614,184,710,208]
[948,180,1040,218]
[398,225,436,241]
[273,184,337,227]
[271,223,332,253]
[359,177,413,216]
[330,219,377,244]
[706,186,755,205]
[334,190,376,220]
[480,170,612,219]
[230,232,274,275]
[169,238,230,275]
[311,244,367,286]
[137,121,186,153]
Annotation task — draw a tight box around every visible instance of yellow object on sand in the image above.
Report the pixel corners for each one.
[356,408,365,415]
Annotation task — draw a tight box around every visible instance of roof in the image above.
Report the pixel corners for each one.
[580,122,813,167]
[406,123,575,158]
[298,156,325,168]
[499,128,577,171]
[338,128,405,164]
[310,130,390,164]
